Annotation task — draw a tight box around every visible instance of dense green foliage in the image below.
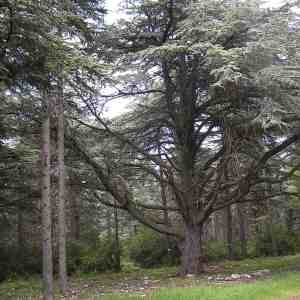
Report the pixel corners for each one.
[127,228,179,268]
[70,0,300,276]
[0,244,42,282]
[255,225,300,257]
[67,237,121,273]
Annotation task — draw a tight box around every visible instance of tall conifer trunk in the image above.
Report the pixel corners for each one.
[113,204,121,271]
[41,96,53,300]
[226,205,235,260]
[57,82,67,294]
[237,204,247,258]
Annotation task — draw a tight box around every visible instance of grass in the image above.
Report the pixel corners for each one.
[1,254,300,299]
[0,276,42,299]
[102,272,300,300]
[221,255,300,274]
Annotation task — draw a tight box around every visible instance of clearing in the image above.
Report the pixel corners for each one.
[1,254,300,299]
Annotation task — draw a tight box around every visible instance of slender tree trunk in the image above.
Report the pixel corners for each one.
[267,201,278,257]
[265,180,278,257]
[41,98,53,300]
[159,164,170,250]
[106,209,112,238]
[57,83,67,294]
[252,204,261,257]
[226,205,235,260]
[51,188,58,274]
[269,222,278,256]
[286,208,294,234]
[17,208,25,271]
[237,204,247,258]
[113,203,121,271]
[158,136,171,251]
[133,223,138,235]
[17,208,25,252]
[73,203,80,241]
[160,174,169,228]
[69,184,80,241]
[179,224,204,275]
[211,212,217,240]
[157,135,170,228]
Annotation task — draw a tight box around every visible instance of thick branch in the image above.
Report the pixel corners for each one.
[69,133,180,237]
[94,192,181,237]
[255,131,300,170]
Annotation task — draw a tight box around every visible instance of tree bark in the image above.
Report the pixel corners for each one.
[158,135,171,250]
[158,139,170,228]
[57,83,68,294]
[113,203,121,272]
[286,208,294,233]
[69,184,80,241]
[106,209,112,238]
[160,172,170,228]
[41,98,54,300]
[73,205,80,241]
[17,208,25,271]
[267,201,278,257]
[17,208,25,253]
[179,224,204,275]
[226,205,235,260]
[252,203,261,257]
[211,213,217,240]
[237,204,247,258]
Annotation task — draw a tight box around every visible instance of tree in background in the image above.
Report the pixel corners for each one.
[72,0,300,274]
[1,0,300,282]
[0,0,105,297]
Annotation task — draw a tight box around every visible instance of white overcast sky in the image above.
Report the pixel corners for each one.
[106,0,126,24]
[106,0,287,22]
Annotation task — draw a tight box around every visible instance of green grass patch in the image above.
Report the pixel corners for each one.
[102,272,300,300]
[221,254,300,274]
[0,276,41,299]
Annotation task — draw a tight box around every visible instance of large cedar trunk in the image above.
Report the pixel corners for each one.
[179,224,204,275]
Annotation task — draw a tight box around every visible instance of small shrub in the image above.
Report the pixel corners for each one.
[67,241,84,274]
[128,227,179,268]
[0,244,42,282]
[203,240,228,261]
[255,225,300,257]
[92,237,121,272]
[67,237,121,273]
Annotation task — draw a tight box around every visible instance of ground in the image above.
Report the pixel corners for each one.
[1,255,300,299]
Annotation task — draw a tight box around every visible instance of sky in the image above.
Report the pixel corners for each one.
[105,0,287,20]
[102,1,131,117]
[106,0,126,24]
